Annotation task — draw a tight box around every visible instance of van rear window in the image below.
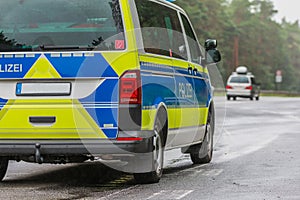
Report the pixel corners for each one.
[0,0,125,52]
[230,76,250,83]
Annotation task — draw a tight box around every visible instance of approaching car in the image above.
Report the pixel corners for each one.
[0,0,221,184]
[226,66,260,101]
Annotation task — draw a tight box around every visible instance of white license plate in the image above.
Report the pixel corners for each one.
[16,82,71,96]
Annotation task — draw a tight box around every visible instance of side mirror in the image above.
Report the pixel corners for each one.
[204,39,221,64]
[205,39,217,51]
[206,49,221,64]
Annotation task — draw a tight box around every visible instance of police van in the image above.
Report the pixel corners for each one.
[0,0,221,183]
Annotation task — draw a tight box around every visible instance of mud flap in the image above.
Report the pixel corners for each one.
[120,152,155,174]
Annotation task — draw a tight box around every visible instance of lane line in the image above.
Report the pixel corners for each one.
[146,190,194,200]
[146,190,165,200]
[97,185,139,200]
[175,190,194,199]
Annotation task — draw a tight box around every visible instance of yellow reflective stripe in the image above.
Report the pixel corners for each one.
[203,67,209,74]
[141,109,156,131]
[139,54,172,67]
[139,54,207,73]
[172,59,188,69]
[141,107,208,131]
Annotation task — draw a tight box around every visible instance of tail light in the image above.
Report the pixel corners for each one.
[226,85,233,89]
[116,137,143,141]
[245,86,253,90]
[119,70,141,104]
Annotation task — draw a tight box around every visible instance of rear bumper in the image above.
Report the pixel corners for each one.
[0,130,158,173]
[226,90,251,97]
[0,131,154,156]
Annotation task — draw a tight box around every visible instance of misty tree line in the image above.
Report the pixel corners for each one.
[175,0,300,91]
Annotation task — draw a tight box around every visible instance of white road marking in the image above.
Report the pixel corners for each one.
[184,169,223,177]
[180,164,209,172]
[174,190,194,200]
[97,185,139,200]
[146,191,165,200]
[146,190,194,200]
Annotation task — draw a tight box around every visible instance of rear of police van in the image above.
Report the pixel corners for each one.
[0,0,143,166]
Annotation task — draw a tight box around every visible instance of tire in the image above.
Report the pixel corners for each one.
[0,157,9,181]
[134,113,166,184]
[190,106,214,164]
[227,96,230,101]
[256,96,259,101]
[233,97,237,101]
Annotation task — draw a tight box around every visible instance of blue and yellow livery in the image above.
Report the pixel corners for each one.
[0,0,221,183]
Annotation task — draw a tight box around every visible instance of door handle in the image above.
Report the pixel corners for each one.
[193,67,198,75]
[188,65,198,76]
[188,66,193,75]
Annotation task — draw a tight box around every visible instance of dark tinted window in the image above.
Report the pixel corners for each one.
[0,0,125,51]
[180,14,202,64]
[135,0,187,59]
[230,76,250,84]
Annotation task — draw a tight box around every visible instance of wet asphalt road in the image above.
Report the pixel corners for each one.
[0,97,299,200]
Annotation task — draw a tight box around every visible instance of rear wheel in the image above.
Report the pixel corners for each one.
[227,96,231,101]
[256,96,259,101]
[134,112,166,184]
[190,106,214,164]
[0,157,9,181]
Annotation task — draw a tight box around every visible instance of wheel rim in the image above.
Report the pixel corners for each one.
[153,127,163,175]
[206,122,212,154]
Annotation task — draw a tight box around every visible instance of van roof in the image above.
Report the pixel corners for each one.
[155,0,186,14]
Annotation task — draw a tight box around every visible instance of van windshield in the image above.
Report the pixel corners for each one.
[0,0,125,52]
[230,76,250,84]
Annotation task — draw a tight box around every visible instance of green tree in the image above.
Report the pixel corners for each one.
[174,0,300,91]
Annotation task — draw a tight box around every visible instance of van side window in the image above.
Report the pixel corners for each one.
[180,14,202,64]
[135,0,187,60]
